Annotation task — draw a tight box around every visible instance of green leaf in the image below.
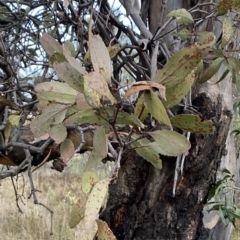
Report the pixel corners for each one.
[40,33,63,56]
[222,16,234,47]
[31,103,68,137]
[85,127,108,170]
[65,107,144,128]
[8,115,21,126]
[172,28,192,40]
[63,46,85,75]
[69,193,88,229]
[85,71,116,106]
[96,219,117,240]
[144,90,172,129]
[153,32,215,88]
[199,58,225,83]
[49,123,67,144]
[167,8,194,25]
[82,171,99,194]
[84,178,111,231]
[170,114,213,134]
[64,40,76,57]
[148,130,191,156]
[53,62,84,92]
[163,71,195,109]
[49,52,67,67]
[35,82,78,104]
[89,35,112,83]
[130,134,162,169]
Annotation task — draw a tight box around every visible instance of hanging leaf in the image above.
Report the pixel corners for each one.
[64,40,76,57]
[144,90,172,129]
[82,171,99,194]
[171,114,213,134]
[69,193,88,228]
[88,71,116,104]
[96,219,117,240]
[35,82,78,104]
[89,35,112,83]
[108,43,120,58]
[76,92,91,111]
[60,138,75,163]
[131,134,162,169]
[49,52,67,67]
[154,32,215,88]
[0,95,17,108]
[53,62,84,92]
[84,178,111,231]
[62,46,85,75]
[148,130,191,156]
[222,16,234,47]
[84,72,102,108]
[123,81,166,100]
[163,71,195,109]
[8,115,21,126]
[31,103,68,137]
[134,94,148,122]
[49,123,67,144]
[40,33,63,56]
[199,58,225,83]
[65,107,144,128]
[85,127,108,170]
[172,28,192,40]
[167,8,194,25]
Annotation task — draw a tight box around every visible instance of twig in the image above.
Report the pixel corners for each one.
[31,149,52,173]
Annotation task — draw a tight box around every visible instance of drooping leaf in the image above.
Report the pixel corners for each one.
[148,130,191,156]
[108,43,120,58]
[172,28,192,40]
[76,92,91,111]
[40,33,63,56]
[163,71,195,109]
[8,115,21,126]
[60,138,75,163]
[31,103,68,137]
[85,127,108,170]
[144,90,172,129]
[49,52,67,67]
[134,94,148,122]
[96,219,117,240]
[49,123,67,144]
[84,178,111,231]
[170,114,213,134]
[199,58,225,83]
[123,81,166,100]
[0,95,17,108]
[88,71,116,104]
[62,46,85,75]
[131,134,162,169]
[154,32,215,88]
[64,40,76,57]
[69,193,88,229]
[222,16,234,47]
[82,171,99,194]
[35,82,78,104]
[167,8,194,25]
[83,72,102,108]
[65,107,144,128]
[89,35,112,83]
[53,62,84,92]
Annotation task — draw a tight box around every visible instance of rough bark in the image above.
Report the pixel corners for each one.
[101,80,232,239]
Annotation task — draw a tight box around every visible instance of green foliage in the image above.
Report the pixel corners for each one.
[206,169,240,229]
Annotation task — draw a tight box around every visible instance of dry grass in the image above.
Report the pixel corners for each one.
[0,154,105,240]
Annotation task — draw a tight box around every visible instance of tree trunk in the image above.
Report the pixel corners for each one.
[101,1,236,239]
